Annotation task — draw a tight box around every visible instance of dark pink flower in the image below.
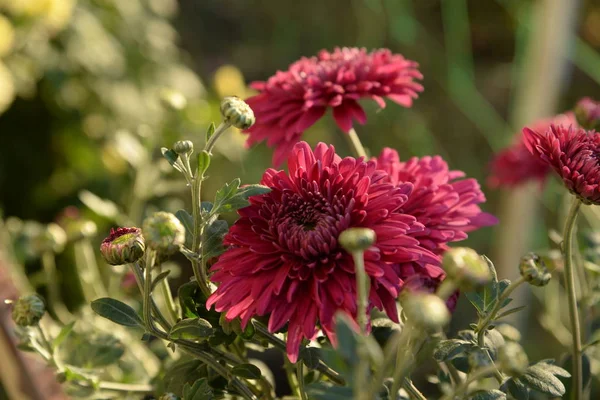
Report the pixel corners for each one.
[244,47,423,166]
[524,124,600,205]
[207,142,437,361]
[575,97,600,130]
[488,113,577,188]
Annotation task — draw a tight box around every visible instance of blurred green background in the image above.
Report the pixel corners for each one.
[2,0,600,395]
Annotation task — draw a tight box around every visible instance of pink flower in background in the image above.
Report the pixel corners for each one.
[524,124,600,205]
[488,113,577,188]
[207,142,437,361]
[244,47,423,166]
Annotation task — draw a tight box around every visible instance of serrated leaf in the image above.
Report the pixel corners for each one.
[197,150,211,176]
[52,321,75,349]
[213,179,271,215]
[169,318,214,340]
[302,347,321,370]
[202,219,228,260]
[466,256,502,314]
[176,209,194,247]
[91,298,144,328]
[502,378,529,400]
[470,389,506,400]
[433,339,471,361]
[521,363,566,397]
[60,332,125,368]
[205,122,215,142]
[231,363,262,379]
[307,383,353,400]
[559,354,587,396]
[183,378,214,400]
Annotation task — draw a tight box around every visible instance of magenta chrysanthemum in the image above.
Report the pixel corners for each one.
[524,124,600,205]
[207,142,437,361]
[376,149,497,304]
[488,113,577,188]
[244,47,423,166]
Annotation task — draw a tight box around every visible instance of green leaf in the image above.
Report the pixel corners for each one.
[151,270,171,291]
[52,321,75,349]
[175,209,194,247]
[91,298,144,328]
[559,354,587,396]
[520,363,566,397]
[60,332,125,368]
[301,347,321,370]
[164,359,206,396]
[231,363,262,379]
[183,378,214,400]
[213,179,271,214]
[371,318,401,347]
[205,122,215,142]
[161,147,180,167]
[433,339,471,362]
[496,306,527,320]
[470,390,506,400]
[197,150,211,176]
[307,383,354,400]
[335,313,359,365]
[502,378,529,400]
[465,256,503,315]
[202,219,228,260]
[169,318,214,340]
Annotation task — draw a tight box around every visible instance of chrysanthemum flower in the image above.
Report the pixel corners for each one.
[488,113,577,188]
[523,124,600,205]
[207,142,437,361]
[244,47,423,166]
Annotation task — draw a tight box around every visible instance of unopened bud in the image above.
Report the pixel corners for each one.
[142,212,185,256]
[498,342,529,377]
[220,96,255,130]
[12,294,46,327]
[519,253,551,287]
[173,140,194,156]
[339,228,376,253]
[442,248,491,290]
[159,393,180,400]
[401,293,450,332]
[160,88,187,111]
[575,97,600,130]
[100,227,145,265]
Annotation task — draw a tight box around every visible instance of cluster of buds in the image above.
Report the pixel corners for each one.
[338,228,376,253]
[220,96,255,130]
[11,294,46,327]
[401,292,450,332]
[574,97,600,130]
[519,253,551,287]
[442,247,491,290]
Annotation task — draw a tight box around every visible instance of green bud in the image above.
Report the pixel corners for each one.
[338,228,376,253]
[173,140,194,156]
[159,393,180,400]
[142,212,185,256]
[12,294,46,326]
[442,247,491,290]
[160,88,187,111]
[401,293,450,332]
[498,342,529,377]
[100,227,145,265]
[519,253,551,287]
[220,96,255,130]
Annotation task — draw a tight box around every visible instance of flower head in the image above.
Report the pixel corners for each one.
[245,47,423,166]
[100,227,145,265]
[12,294,46,327]
[221,96,255,130]
[524,124,600,205]
[207,142,437,361]
[142,212,186,256]
[488,113,577,188]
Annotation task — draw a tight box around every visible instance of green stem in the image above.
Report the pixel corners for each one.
[404,378,427,400]
[190,165,211,298]
[351,250,370,334]
[297,362,308,400]
[389,324,419,397]
[205,122,232,154]
[344,127,367,158]
[40,251,72,324]
[564,198,583,400]
[158,266,179,324]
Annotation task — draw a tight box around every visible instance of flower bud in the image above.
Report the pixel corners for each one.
[575,97,600,130]
[442,247,491,290]
[160,88,187,111]
[159,393,180,400]
[401,293,450,332]
[519,253,551,287]
[100,227,145,265]
[12,294,46,327]
[173,140,194,156]
[498,342,529,377]
[142,212,185,256]
[220,96,255,130]
[338,228,376,253]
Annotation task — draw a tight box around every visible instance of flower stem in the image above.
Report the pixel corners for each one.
[205,122,232,154]
[404,378,427,400]
[40,251,72,324]
[190,167,211,298]
[389,324,419,397]
[563,197,583,400]
[297,362,308,400]
[351,250,370,334]
[159,274,179,324]
[345,127,367,158]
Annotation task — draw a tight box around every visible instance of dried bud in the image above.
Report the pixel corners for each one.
[100,227,145,265]
[160,88,187,111]
[442,247,491,290]
[401,293,450,332]
[142,212,185,256]
[519,253,551,287]
[159,393,180,400]
[12,294,46,327]
[498,342,529,377]
[220,96,255,130]
[173,140,194,156]
[575,97,600,130]
[338,228,376,253]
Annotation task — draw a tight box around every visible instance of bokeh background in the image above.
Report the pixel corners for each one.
[1,0,600,397]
